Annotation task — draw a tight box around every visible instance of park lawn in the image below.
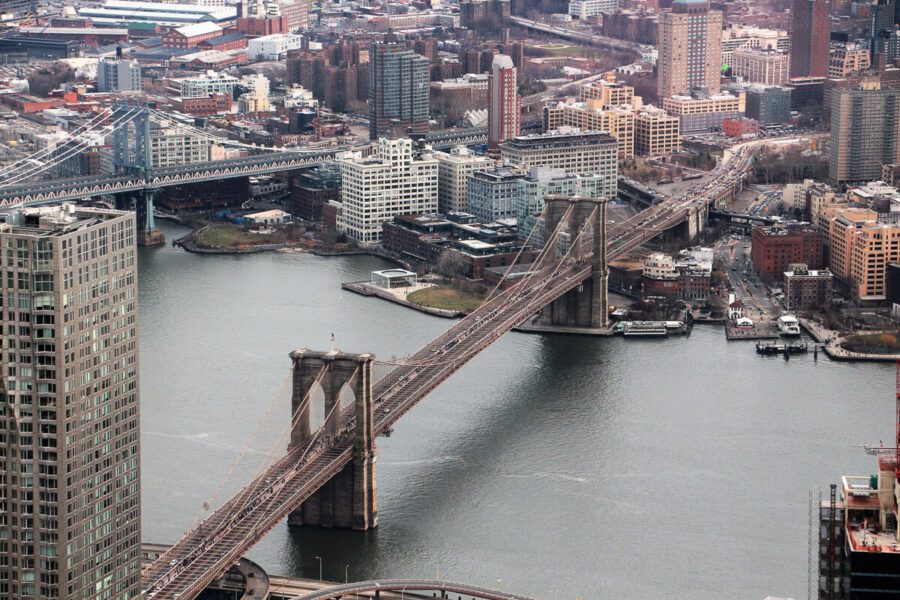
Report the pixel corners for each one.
[195,224,281,249]
[407,286,484,312]
[842,332,900,354]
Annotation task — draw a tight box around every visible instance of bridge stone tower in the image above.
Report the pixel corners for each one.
[288,350,377,531]
[112,103,165,246]
[537,196,609,330]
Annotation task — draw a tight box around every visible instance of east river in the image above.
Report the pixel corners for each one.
[139,222,892,599]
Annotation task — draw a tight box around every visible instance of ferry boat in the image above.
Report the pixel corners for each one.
[777,314,801,336]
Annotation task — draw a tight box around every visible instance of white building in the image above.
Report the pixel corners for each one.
[149,126,210,168]
[247,33,303,61]
[176,70,239,99]
[338,138,439,244]
[435,146,495,214]
[643,252,678,279]
[568,0,618,19]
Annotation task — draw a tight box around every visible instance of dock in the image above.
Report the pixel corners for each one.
[756,341,808,355]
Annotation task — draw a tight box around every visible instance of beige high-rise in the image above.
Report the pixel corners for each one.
[0,205,140,599]
[657,0,723,99]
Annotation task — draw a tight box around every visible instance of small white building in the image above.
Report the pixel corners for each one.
[371,269,417,289]
[247,33,303,61]
[568,0,618,19]
[244,209,291,225]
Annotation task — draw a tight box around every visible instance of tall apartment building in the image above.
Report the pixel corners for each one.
[543,99,635,158]
[830,81,900,187]
[635,107,681,155]
[435,146,495,214]
[368,42,430,140]
[500,129,618,180]
[730,49,789,86]
[789,0,829,78]
[657,0,723,98]
[488,54,520,151]
[0,204,140,599]
[338,138,438,244]
[827,207,879,282]
[96,58,141,92]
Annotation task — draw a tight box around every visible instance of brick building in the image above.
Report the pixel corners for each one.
[783,265,833,310]
[750,224,824,281]
[162,22,223,48]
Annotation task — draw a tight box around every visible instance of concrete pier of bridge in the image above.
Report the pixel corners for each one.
[536,196,609,330]
[288,350,378,530]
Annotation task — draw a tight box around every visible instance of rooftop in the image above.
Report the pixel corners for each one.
[2,204,128,236]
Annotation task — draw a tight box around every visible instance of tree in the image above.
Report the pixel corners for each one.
[436,249,470,279]
[28,64,75,97]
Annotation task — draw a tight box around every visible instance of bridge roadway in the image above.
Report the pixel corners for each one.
[288,578,536,600]
[140,136,771,600]
[0,129,496,206]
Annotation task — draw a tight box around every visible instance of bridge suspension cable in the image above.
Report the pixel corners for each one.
[0,106,143,189]
[0,106,116,180]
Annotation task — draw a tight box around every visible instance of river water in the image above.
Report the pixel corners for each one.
[139,222,892,600]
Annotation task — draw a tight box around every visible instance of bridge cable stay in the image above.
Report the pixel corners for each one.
[148,108,303,154]
[0,106,144,188]
[142,362,334,588]
[147,365,359,597]
[184,371,292,532]
[240,365,362,535]
[372,204,581,369]
[0,106,141,186]
[371,204,578,369]
[0,106,117,179]
[479,202,549,307]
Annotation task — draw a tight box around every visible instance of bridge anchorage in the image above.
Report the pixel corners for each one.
[288,350,378,530]
[534,196,609,331]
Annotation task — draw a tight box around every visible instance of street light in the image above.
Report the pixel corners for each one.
[345,564,349,584]
[315,556,322,582]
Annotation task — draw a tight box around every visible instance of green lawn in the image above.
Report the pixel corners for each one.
[842,332,900,355]
[407,286,484,312]
[195,224,281,249]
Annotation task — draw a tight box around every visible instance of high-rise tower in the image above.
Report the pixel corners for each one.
[488,54,520,151]
[789,0,830,78]
[657,0,723,98]
[368,42,430,140]
[0,205,141,599]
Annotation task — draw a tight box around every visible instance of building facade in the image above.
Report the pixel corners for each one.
[338,138,438,244]
[662,91,745,133]
[435,147,494,214]
[488,54,520,151]
[750,224,824,281]
[829,82,900,187]
[789,0,829,78]
[783,265,833,310]
[466,167,524,223]
[730,49,789,86]
[744,85,792,125]
[500,129,618,179]
[0,205,140,599]
[657,0,723,98]
[148,126,210,168]
[368,42,430,140]
[96,58,141,92]
[568,0,618,19]
[543,100,635,158]
[635,107,681,155]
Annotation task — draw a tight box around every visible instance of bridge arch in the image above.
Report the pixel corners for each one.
[288,579,536,600]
